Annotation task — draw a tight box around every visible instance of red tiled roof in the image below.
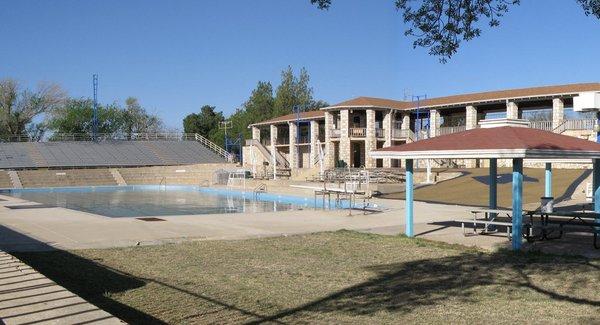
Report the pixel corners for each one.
[372,127,600,159]
[326,83,600,111]
[327,97,410,110]
[414,83,600,109]
[249,110,325,127]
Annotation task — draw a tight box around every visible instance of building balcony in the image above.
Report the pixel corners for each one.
[331,129,341,138]
[349,128,366,137]
[298,135,310,144]
[438,125,466,136]
[276,138,289,145]
[392,128,414,140]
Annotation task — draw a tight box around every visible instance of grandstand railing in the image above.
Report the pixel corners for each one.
[0,132,234,162]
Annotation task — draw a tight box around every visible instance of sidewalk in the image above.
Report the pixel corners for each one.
[0,251,122,324]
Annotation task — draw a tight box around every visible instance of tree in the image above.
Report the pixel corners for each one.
[273,66,316,116]
[312,0,600,63]
[0,79,66,139]
[46,97,163,139]
[122,97,163,138]
[183,105,225,145]
[46,98,124,137]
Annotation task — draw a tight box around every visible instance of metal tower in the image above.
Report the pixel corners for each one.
[92,74,99,141]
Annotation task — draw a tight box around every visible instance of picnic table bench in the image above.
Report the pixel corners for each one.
[455,208,532,241]
[525,211,600,248]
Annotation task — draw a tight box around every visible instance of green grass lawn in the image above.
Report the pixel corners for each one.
[14,231,600,324]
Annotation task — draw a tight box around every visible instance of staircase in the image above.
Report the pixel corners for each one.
[246,139,289,168]
[194,134,234,162]
[7,171,22,188]
[109,168,127,186]
[143,142,177,165]
[24,143,47,167]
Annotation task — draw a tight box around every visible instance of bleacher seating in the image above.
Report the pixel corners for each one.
[17,169,118,188]
[118,164,222,185]
[0,141,226,169]
[0,171,12,188]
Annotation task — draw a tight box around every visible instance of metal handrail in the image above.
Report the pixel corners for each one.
[193,134,234,162]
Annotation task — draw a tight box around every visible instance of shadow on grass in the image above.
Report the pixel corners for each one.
[248,249,600,324]
[3,224,599,324]
[0,225,279,324]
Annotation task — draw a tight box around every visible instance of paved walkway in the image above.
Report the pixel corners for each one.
[0,251,122,324]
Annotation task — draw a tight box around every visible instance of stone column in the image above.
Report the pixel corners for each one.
[552,98,565,131]
[288,122,298,169]
[339,109,351,167]
[429,109,440,137]
[507,101,519,119]
[466,105,478,130]
[251,126,260,141]
[324,111,335,169]
[365,109,376,168]
[270,124,278,166]
[383,110,392,168]
[401,113,411,144]
[310,120,319,168]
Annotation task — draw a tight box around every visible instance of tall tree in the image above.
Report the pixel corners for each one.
[46,97,163,139]
[312,1,600,62]
[182,105,225,145]
[46,98,124,137]
[122,97,163,138]
[0,79,66,138]
[273,66,315,116]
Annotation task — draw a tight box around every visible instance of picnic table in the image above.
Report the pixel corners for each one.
[456,208,532,241]
[525,210,600,248]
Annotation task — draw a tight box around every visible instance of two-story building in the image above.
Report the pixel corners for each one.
[243,83,600,175]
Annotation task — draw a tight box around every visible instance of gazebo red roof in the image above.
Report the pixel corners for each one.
[372,126,600,160]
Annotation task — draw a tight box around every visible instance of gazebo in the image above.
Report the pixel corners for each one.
[371,119,600,250]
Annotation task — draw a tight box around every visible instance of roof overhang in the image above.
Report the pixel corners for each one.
[370,148,600,160]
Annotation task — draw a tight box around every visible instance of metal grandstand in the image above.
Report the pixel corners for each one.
[0,133,234,169]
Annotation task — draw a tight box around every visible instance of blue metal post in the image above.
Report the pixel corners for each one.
[92,74,98,141]
[489,158,497,211]
[512,158,523,250]
[544,162,552,198]
[405,159,414,237]
[593,159,600,229]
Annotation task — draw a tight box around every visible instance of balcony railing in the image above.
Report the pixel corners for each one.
[529,120,552,131]
[563,119,595,131]
[276,137,289,145]
[375,128,385,138]
[331,129,341,138]
[392,129,414,139]
[298,135,310,144]
[349,128,366,137]
[438,125,466,136]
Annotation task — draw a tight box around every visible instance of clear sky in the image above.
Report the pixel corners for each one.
[1,0,599,129]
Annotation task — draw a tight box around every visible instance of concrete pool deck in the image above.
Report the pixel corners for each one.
[0,186,598,258]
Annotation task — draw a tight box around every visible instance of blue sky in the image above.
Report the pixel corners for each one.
[1,0,599,129]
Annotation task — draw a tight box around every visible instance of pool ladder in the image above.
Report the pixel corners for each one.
[159,177,167,191]
[253,183,267,198]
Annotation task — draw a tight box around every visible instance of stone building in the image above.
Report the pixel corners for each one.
[242,83,600,174]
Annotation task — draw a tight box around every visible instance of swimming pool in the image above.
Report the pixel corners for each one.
[0,185,320,218]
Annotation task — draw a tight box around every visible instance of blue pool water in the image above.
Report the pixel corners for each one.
[0,185,319,218]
